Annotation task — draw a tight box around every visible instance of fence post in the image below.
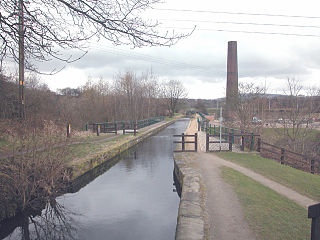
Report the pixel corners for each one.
[257,138,261,152]
[241,136,245,151]
[308,203,320,240]
[225,128,228,141]
[67,123,71,138]
[250,133,254,151]
[198,119,200,131]
[229,134,233,152]
[134,123,137,136]
[206,133,209,152]
[232,129,235,143]
[182,133,185,151]
[280,148,285,165]
[311,159,315,174]
[195,133,198,152]
[114,123,117,135]
[96,124,100,136]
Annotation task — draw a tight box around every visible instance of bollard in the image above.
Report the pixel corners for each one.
[206,133,209,152]
[85,123,88,131]
[308,203,320,240]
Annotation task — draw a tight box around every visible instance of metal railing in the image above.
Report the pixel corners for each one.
[86,116,165,136]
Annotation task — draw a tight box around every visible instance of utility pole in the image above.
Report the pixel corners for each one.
[219,106,222,151]
[18,0,25,119]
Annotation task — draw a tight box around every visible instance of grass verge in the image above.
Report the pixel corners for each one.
[221,166,310,240]
[64,134,129,161]
[216,152,320,202]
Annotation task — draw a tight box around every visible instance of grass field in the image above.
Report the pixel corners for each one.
[221,166,310,240]
[216,152,320,202]
[262,127,319,141]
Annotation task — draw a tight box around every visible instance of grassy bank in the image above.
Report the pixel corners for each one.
[262,127,319,141]
[221,166,310,240]
[216,152,320,202]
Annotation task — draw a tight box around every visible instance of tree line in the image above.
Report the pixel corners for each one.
[0,71,187,129]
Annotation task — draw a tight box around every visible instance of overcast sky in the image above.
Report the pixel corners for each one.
[41,0,320,99]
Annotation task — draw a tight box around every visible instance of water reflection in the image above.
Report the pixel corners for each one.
[1,199,78,240]
[1,119,189,240]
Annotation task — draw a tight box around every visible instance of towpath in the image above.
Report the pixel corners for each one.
[184,117,316,239]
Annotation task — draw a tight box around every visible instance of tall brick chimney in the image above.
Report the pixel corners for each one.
[226,41,238,117]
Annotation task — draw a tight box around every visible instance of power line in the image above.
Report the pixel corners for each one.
[160,26,320,38]
[153,8,320,19]
[158,18,320,29]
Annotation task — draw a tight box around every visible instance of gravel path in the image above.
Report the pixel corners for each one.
[190,152,257,240]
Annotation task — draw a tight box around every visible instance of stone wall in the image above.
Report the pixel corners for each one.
[174,152,207,240]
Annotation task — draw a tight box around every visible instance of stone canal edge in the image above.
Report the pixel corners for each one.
[174,152,208,240]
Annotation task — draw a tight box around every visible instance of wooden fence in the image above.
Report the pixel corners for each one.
[174,133,198,152]
[257,138,319,174]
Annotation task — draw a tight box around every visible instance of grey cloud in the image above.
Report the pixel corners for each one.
[239,54,309,78]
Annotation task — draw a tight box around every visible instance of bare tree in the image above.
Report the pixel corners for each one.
[0,0,191,71]
[162,79,187,117]
[274,78,320,152]
[230,82,266,130]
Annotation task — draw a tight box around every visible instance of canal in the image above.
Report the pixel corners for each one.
[2,118,189,240]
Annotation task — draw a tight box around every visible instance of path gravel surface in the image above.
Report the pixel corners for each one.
[191,152,257,240]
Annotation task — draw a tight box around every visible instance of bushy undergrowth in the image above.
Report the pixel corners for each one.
[0,119,70,219]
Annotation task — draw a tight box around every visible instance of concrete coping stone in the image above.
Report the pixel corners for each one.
[174,152,206,240]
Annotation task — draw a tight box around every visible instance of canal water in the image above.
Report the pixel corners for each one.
[2,118,189,240]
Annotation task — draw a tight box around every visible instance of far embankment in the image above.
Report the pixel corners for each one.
[65,115,183,180]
